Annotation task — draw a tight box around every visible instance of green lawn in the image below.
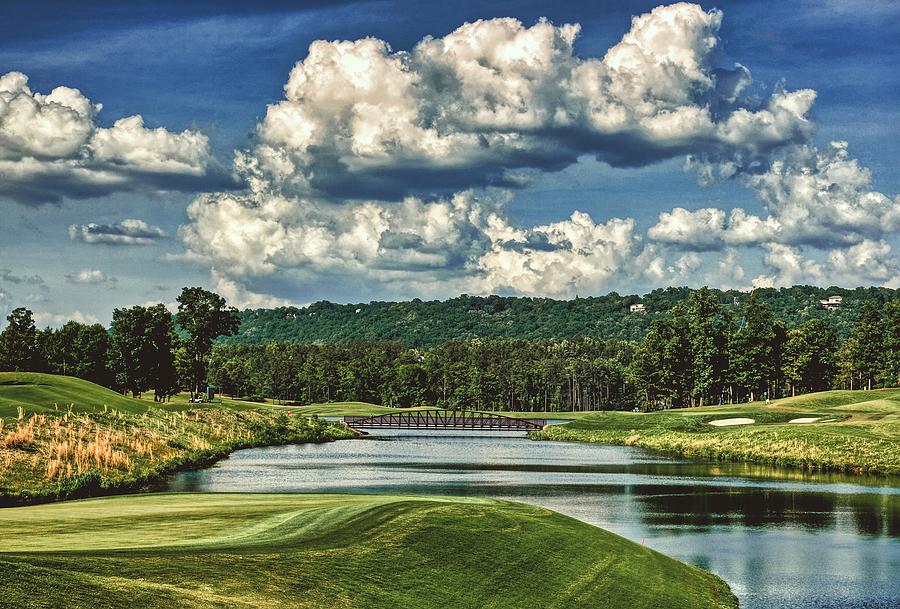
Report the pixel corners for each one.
[0,493,736,609]
[533,390,900,475]
[0,372,153,417]
[0,373,278,417]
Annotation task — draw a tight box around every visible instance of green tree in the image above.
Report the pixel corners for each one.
[147,304,179,401]
[109,306,154,397]
[783,319,837,394]
[881,300,900,387]
[846,302,883,390]
[0,307,38,371]
[730,292,775,402]
[636,306,691,408]
[38,321,111,386]
[687,288,720,406]
[176,287,240,398]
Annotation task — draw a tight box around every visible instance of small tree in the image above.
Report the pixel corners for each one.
[176,287,240,399]
[0,307,38,371]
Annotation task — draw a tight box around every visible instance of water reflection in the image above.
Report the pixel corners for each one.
[166,431,900,609]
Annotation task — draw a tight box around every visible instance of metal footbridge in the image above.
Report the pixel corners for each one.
[344,409,546,432]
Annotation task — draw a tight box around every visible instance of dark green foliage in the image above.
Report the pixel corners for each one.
[0,308,38,371]
[882,301,900,387]
[176,287,240,396]
[783,319,838,394]
[36,321,112,386]
[224,286,900,347]
[845,302,884,390]
[208,338,636,412]
[729,292,776,402]
[109,304,177,398]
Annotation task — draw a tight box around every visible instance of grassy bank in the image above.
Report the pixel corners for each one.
[0,404,355,506]
[0,493,737,609]
[531,390,900,476]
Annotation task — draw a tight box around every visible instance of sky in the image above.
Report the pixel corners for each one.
[2,0,900,326]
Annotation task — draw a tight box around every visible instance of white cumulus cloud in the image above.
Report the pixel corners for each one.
[0,71,229,204]
[173,3,898,302]
[65,269,111,284]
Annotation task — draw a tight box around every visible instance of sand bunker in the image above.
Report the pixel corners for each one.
[788,417,822,424]
[708,418,755,427]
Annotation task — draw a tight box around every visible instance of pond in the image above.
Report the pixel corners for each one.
[166,431,900,609]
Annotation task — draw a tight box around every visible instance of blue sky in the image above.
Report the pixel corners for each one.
[1,0,899,326]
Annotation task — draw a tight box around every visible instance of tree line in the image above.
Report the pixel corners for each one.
[0,287,239,401]
[2,287,897,411]
[206,289,900,411]
[227,286,900,348]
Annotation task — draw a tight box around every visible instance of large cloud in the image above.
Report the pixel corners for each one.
[0,72,232,204]
[238,3,813,200]
[649,141,900,256]
[177,3,897,301]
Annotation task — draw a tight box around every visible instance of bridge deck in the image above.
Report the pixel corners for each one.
[344,410,546,431]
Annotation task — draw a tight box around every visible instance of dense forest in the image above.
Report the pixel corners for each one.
[2,286,898,412]
[207,290,900,411]
[226,286,900,348]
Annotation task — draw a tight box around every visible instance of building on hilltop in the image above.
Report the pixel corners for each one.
[819,295,843,310]
[629,303,646,314]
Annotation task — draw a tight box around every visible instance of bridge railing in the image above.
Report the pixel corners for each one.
[344,410,546,431]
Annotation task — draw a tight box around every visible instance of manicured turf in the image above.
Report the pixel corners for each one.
[0,372,153,417]
[0,493,736,609]
[533,390,900,475]
[0,374,280,417]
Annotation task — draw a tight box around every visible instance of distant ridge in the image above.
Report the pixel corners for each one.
[223,286,900,348]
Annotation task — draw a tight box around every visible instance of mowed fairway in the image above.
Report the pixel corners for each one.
[534,390,900,475]
[0,493,737,609]
[0,372,152,417]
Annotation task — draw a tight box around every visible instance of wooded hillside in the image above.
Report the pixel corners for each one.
[226,286,900,348]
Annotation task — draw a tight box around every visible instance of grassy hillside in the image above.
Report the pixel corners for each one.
[532,389,900,475]
[0,493,737,609]
[0,381,355,505]
[0,373,276,418]
[0,372,153,417]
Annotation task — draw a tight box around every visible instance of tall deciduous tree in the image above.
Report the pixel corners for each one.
[881,300,900,388]
[687,287,720,406]
[176,287,240,398]
[147,304,179,401]
[846,302,883,390]
[783,319,838,395]
[0,307,38,371]
[730,292,775,402]
[109,306,153,397]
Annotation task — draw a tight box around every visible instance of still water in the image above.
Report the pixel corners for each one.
[166,431,900,609]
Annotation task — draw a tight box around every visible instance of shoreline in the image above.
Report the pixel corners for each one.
[0,409,357,507]
[529,424,900,477]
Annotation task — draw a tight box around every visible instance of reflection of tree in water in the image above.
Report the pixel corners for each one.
[633,484,898,537]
